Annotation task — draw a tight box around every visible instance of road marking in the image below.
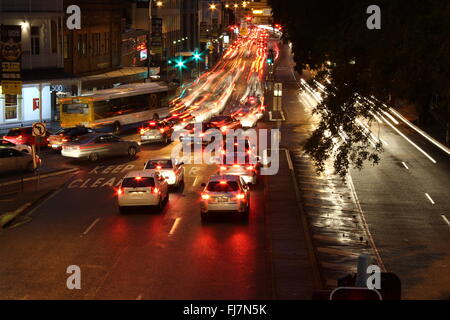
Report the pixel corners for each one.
[168,217,181,236]
[83,217,100,235]
[441,215,450,228]
[285,149,293,170]
[347,173,386,271]
[401,162,409,170]
[389,108,450,155]
[425,193,435,205]
[380,115,437,164]
[317,247,360,257]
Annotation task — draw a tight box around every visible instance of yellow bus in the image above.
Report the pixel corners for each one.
[59,82,176,133]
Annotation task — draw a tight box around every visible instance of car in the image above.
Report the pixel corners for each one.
[200,175,250,221]
[143,158,184,189]
[117,171,169,213]
[0,139,32,153]
[61,133,140,161]
[48,126,96,151]
[178,122,211,146]
[140,120,173,144]
[0,148,41,175]
[218,153,260,185]
[208,115,242,133]
[3,127,49,147]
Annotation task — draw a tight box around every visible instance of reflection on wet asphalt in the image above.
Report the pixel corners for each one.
[290,149,379,287]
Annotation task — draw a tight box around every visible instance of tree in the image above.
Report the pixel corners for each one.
[270,0,449,176]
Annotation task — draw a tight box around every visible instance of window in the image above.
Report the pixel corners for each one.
[51,20,57,53]
[145,160,173,169]
[63,35,69,59]
[207,181,239,192]
[4,94,18,120]
[121,177,155,188]
[31,26,40,55]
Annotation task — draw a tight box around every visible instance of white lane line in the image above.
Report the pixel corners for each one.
[382,110,399,125]
[389,108,450,156]
[168,217,181,236]
[441,215,450,228]
[347,173,386,272]
[401,162,409,170]
[425,193,435,205]
[285,149,294,170]
[83,217,100,235]
[380,115,437,164]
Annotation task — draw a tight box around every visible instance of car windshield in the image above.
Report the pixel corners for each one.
[222,153,252,165]
[145,160,173,169]
[207,181,239,192]
[121,177,155,188]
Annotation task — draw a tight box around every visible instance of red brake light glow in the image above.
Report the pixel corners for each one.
[156,165,162,170]
[220,180,227,185]
[153,187,159,194]
[135,176,142,181]
[236,193,245,200]
[117,188,123,196]
[201,193,210,200]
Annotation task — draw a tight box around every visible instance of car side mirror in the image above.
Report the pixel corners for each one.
[201,183,206,187]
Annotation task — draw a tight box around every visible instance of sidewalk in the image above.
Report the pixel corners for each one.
[264,149,322,299]
[0,170,75,229]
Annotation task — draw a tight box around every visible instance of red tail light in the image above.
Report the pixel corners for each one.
[135,176,142,181]
[152,187,159,194]
[236,193,245,200]
[117,188,123,196]
[62,138,69,142]
[246,165,254,170]
[160,128,165,133]
[233,164,241,168]
[140,128,146,134]
[220,166,227,171]
[201,193,210,200]
[156,165,162,170]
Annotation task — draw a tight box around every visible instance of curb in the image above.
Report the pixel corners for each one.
[284,148,325,291]
[0,168,78,188]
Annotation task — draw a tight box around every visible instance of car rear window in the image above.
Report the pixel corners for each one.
[121,177,155,188]
[207,181,239,192]
[145,160,173,169]
[222,153,252,165]
[6,129,23,136]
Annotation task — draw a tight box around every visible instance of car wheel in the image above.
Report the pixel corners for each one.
[128,146,137,158]
[89,153,99,162]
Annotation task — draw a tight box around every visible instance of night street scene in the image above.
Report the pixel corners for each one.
[0,0,449,309]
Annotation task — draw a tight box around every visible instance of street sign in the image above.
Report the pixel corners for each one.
[32,122,46,137]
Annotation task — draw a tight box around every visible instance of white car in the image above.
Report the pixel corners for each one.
[0,139,32,153]
[117,171,169,213]
[200,174,250,221]
[218,153,260,185]
[143,159,184,189]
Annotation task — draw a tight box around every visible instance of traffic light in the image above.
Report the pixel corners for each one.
[267,58,273,64]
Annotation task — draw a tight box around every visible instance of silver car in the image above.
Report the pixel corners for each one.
[61,133,140,162]
[143,158,184,188]
[0,148,41,175]
[0,139,32,153]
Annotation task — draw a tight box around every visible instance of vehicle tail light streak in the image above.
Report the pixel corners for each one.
[153,187,159,194]
[201,193,210,200]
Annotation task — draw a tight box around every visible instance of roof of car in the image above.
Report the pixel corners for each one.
[124,170,158,178]
[208,175,240,182]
